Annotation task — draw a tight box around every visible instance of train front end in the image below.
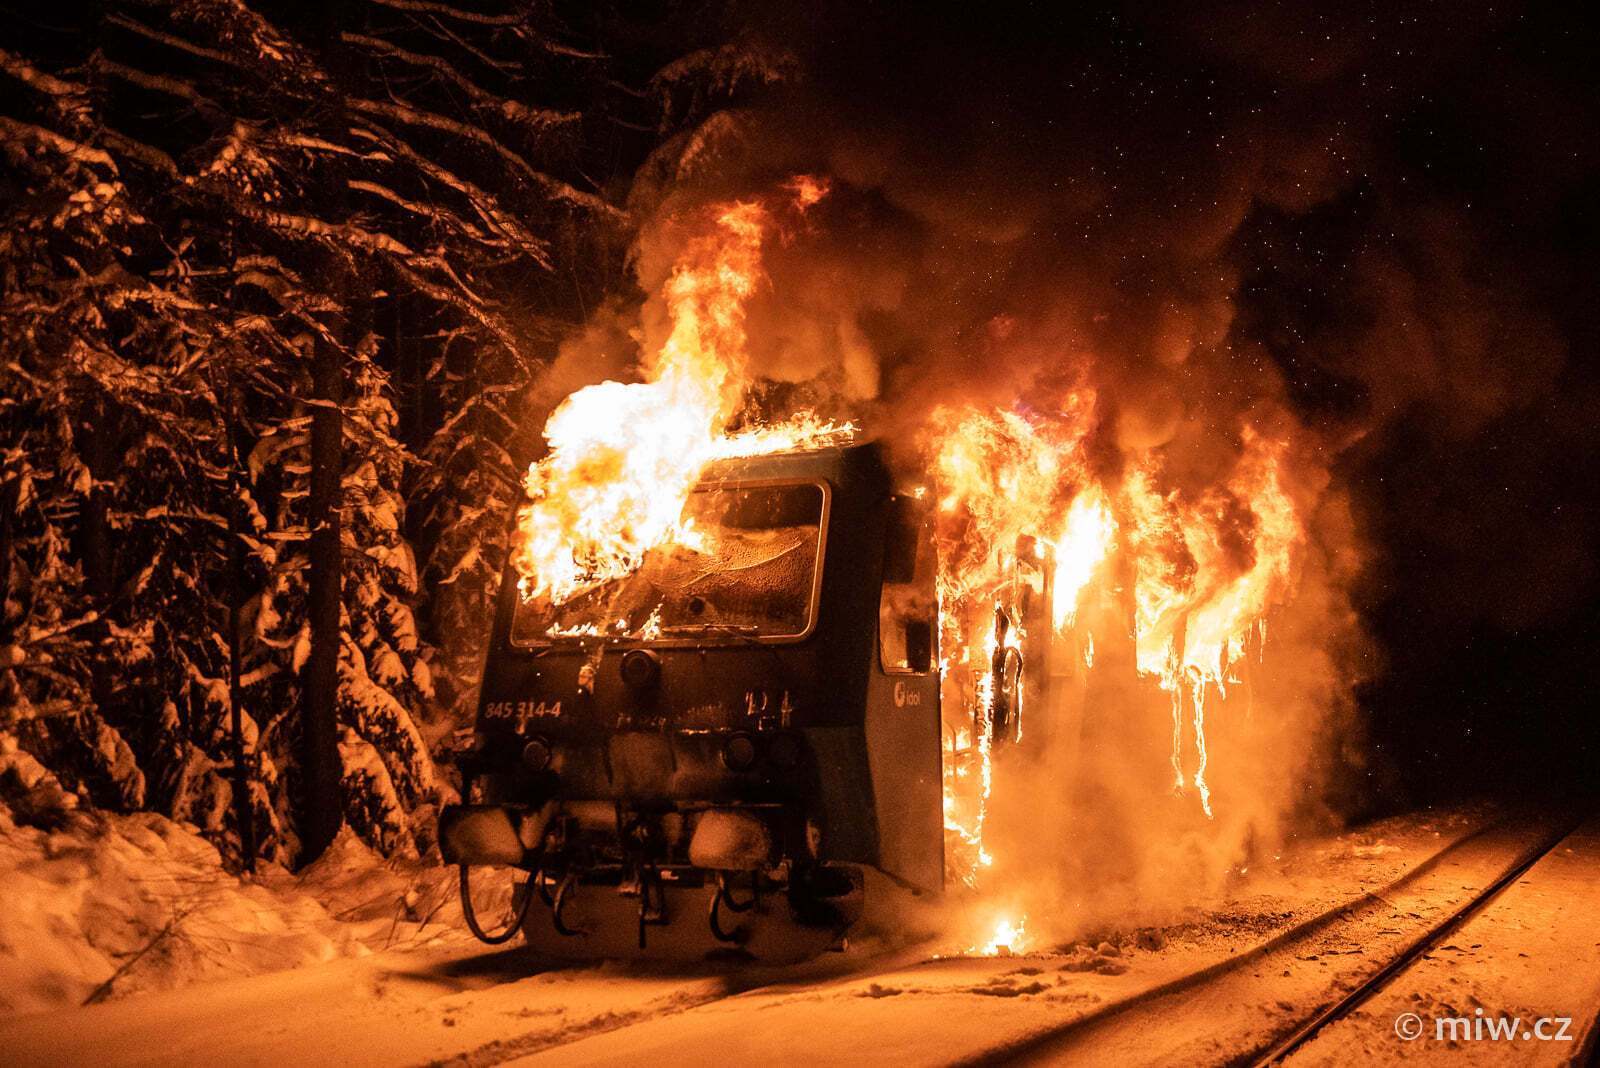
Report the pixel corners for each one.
[440,441,944,960]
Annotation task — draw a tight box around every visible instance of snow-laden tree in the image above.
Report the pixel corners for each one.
[0,1,631,864]
[1,0,793,864]
[0,39,299,858]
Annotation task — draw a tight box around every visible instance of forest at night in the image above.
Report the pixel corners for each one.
[1,3,1596,1064]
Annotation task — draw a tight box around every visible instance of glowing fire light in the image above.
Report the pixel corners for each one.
[931,396,1302,880]
[977,915,1028,956]
[1123,429,1300,818]
[930,401,1106,886]
[509,172,1309,931]
[1051,489,1116,630]
[510,181,850,614]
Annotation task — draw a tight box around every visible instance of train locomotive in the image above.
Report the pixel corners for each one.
[439,440,1076,960]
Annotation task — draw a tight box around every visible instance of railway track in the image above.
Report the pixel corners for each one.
[976,810,1592,1067]
[4,809,1591,1068]
[429,942,922,1067]
[450,809,1600,1067]
[1247,818,1582,1066]
[486,808,1593,1067]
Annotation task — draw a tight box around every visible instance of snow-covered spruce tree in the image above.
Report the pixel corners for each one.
[0,40,298,856]
[248,339,438,858]
[1,0,787,863]
[0,1,651,864]
[339,363,439,857]
[1,50,188,827]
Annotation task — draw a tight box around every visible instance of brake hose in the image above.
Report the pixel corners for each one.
[459,864,535,945]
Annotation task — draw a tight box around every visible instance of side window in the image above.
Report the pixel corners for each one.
[880,495,936,674]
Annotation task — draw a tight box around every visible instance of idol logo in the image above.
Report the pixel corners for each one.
[893,680,922,708]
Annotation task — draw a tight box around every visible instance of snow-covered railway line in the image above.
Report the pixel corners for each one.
[423,944,922,1067]
[8,809,1595,1067]
[481,809,1531,1066]
[0,928,913,1068]
[967,811,1594,1067]
[1268,814,1600,1067]
[1249,817,1583,1065]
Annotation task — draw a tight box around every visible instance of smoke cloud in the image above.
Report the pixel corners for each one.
[538,3,1598,939]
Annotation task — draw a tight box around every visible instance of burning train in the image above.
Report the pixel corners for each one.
[443,430,1116,957]
[447,440,924,957]
[437,179,1307,959]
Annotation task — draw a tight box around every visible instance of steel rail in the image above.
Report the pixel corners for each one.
[973,811,1562,1067]
[440,939,932,1065]
[1247,814,1585,1066]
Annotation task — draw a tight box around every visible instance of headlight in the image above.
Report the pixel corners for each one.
[721,732,757,771]
[620,648,661,690]
[521,736,552,771]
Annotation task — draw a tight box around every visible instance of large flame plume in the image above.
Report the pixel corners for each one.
[929,398,1100,887]
[516,174,1335,957]
[510,182,852,616]
[1123,428,1301,816]
[927,396,1303,894]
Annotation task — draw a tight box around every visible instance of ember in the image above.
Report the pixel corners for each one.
[979,915,1028,957]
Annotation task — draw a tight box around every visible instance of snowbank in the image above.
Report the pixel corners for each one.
[0,798,470,1018]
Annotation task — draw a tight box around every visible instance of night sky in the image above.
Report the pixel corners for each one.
[711,1,1600,806]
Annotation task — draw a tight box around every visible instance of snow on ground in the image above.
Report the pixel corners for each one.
[1285,814,1600,1065]
[0,802,1517,1067]
[0,794,477,1017]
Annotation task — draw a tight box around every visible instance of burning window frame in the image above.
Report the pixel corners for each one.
[507,476,834,649]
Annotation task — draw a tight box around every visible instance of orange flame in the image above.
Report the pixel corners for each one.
[1052,489,1117,630]
[976,914,1028,956]
[929,400,1108,886]
[510,185,850,612]
[1123,429,1300,817]
[929,400,1302,878]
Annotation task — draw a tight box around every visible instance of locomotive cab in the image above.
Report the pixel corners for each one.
[441,441,945,959]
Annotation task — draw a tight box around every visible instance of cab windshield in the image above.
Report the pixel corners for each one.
[511,481,827,645]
